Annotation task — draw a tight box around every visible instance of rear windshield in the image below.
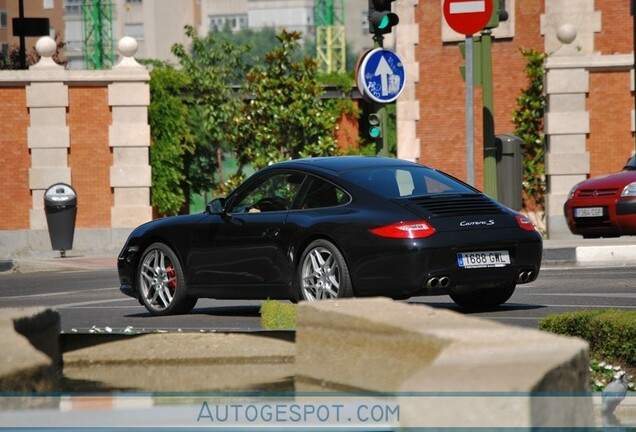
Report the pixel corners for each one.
[340,166,478,199]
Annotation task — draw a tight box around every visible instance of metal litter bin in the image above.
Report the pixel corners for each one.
[495,134,524,211]
[44,183,77,257]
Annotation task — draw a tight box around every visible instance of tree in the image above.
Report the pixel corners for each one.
[148,65,195,216]
[512,48,547,211]
[230,30,346,172]
[0,32,67,69]
[171,25,250,196]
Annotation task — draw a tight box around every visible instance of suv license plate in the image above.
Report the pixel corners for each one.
[458,251,510,269]
[574,207,603,218]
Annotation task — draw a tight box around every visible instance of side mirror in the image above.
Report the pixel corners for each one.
[206,197,226,214]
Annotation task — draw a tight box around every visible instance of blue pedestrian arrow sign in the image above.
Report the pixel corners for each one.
[356,48,406,104]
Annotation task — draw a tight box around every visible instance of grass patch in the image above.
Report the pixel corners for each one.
[260,300,297,330]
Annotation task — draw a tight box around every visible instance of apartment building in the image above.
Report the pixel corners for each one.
[0,0,64,60]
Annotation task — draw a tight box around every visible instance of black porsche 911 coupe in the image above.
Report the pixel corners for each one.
[118,156,542,315]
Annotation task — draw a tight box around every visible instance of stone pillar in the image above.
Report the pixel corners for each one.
[542,0,600,239]
[395,0,420,162]
[109,37,152,228]
[27,38,71,230]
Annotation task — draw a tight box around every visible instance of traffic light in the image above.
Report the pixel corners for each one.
[368,112,382,138]
[485,0,509,29]
[368,0,399,35]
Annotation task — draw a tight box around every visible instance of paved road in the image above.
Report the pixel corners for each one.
[1,265,634,333]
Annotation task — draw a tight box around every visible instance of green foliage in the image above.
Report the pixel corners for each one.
[230,30,354,170]
[148,66,195,216]
[260,300,297,329]
[318,71,355,90]
[171,25,250,196]
[539,310,636,367]
[512,48,547,210]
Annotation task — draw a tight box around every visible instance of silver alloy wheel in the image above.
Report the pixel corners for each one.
[301,246,341,300]
[139,248,176,311]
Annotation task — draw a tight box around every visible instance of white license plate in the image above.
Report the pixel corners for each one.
[574,207,603,218]
[457,251,510,269]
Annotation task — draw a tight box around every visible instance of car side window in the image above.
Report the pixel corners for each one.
[229,173,305,213]
[299,177,349,209]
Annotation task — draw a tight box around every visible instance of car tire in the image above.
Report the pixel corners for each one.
[449,282,516,311]
[137,242,197,316]
[297,239,353,301]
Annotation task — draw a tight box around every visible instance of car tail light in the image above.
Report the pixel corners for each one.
[516,214,536,232]
[369,221,436,239]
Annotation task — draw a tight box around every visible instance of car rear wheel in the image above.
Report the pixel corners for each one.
[449,282,515,311]
[138,242,197,316]
[298,239,352,301]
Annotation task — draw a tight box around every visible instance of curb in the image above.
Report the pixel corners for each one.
[542,244,636,267]
[2,242,636,274]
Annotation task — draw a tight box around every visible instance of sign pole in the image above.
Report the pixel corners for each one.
[373,35,390,156]
[443,0,492,186]
[18,0,26,69]
[481,27,497,199]
[465,35,475,186]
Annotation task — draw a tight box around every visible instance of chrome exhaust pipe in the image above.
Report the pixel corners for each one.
[426,276,450,290]
[426,277,440,289]
[517,271,531,283]
[527,271,535,281]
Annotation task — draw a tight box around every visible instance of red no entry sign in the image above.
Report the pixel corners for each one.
[443,0,492,35]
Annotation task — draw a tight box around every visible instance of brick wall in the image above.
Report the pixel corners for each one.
[0,87,30,230]
[595,0,633,55]
[588,71,633,177]
[588,0,634,177]
[68,86,113,228]
[415,0,544,190]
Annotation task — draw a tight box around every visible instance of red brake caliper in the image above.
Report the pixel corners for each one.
[166,264,177,294]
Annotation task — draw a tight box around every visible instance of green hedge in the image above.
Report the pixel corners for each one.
[539,310,636,367]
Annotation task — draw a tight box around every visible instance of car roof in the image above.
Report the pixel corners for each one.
[273,156,424,174]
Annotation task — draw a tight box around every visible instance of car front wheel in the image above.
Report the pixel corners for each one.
[449,282,516,311]
[297,239,352,301]
[137,242,197,316]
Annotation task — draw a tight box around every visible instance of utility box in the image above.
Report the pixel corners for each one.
[495,134,524,211]
[44,183,77,257]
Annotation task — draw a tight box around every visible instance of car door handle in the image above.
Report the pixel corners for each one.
[262,228,280,239]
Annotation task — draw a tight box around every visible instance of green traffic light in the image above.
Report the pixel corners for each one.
[379,15,389,29]
[369,126,381,138]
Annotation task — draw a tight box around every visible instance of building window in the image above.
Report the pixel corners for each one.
[0,11,7,29]
[1,43,8,58]
[125,22,144,40]
[126,0,143,3]
[208,14,248,33]
[43,0,54,9]
[64,0,82,15]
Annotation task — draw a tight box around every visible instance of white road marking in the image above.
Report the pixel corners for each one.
[1,286,119,300]
[55,298,135,308]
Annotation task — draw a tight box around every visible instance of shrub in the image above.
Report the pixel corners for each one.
[539,310,636,367]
